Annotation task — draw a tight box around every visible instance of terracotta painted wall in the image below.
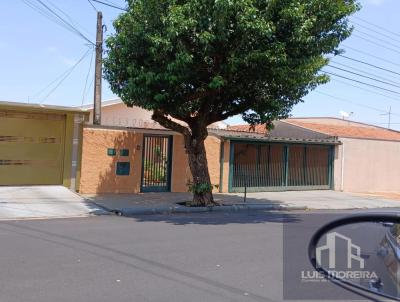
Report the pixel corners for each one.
[79,128,143,194]
[80,128,226,194]
[334,138,400,192]
[170,135,225,193]
[170,135,191,192]
[205,135,222,190]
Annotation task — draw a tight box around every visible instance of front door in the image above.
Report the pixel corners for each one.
[141,135,172,192]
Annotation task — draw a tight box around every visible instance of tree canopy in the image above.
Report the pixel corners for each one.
[104,0,359,130]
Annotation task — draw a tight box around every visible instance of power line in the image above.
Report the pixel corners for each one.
[351,20,400,45]
[323,71,400,96]
[337,54,400,76]
[91,0,127,11]
[380,106,393,129]
[83,77,95,105]
[35,0,95,44]
[21,0,95,45]
[87,0,98,12]
[42,48,92,101]
[352,34,400,56]
[342,45,400,68]
[31,47,93,99]
[81,49,95,106]
[353,16,400,39]
[354,29,400,50]
[328,77,400,103]
[374,122,400,125]
[314,91,390,114]
[326,65,400,89]
[101,0,125,7]
[330,61,400,86]
[46,0,92,38]
[32,48,93,102]
[22,0,73,31]
[31,63,81,100]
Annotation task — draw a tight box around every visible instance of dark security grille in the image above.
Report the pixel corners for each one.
[232,144,285,189]
[230,142,332,192]
[141,135,172,192]
[288,145,330,187]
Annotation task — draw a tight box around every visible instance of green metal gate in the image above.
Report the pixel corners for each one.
[229,142,333,192]
[141,135,173,192]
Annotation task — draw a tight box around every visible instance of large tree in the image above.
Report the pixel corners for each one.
[104,0,359,206]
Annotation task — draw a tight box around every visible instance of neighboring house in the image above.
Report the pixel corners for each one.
[79,98,229,130]
[80,98,162,129]
[231,117,400,193]
[284,117,400,193]
[0,101,88,191]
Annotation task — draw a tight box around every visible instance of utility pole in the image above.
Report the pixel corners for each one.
[93,11,103,125]
[381,106,392,129]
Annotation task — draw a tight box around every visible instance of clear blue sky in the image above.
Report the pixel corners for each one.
[1,0,400,129]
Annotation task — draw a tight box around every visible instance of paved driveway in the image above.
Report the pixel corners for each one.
[0,186,104,220]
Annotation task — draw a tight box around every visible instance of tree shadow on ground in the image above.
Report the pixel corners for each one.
[125,210,303,226]
[214,193,287,205]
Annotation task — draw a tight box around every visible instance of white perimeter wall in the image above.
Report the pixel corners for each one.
[334,137,400,192]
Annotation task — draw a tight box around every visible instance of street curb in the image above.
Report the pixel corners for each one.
[86,201,114,215]
[111,204,308,216]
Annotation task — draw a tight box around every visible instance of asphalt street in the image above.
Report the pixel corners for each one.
[0,210,398,302]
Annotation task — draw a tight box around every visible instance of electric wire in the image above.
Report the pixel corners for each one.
[32,48,92,102]
[326,77,400,103]
[314,91,400,117]
[353,16,400,39]
[329,61,400,85]
[351,20,400,45]
[326,65,400,89]
[81,49,95,106]
[21,0,95,45]
[323,71,400,96]
[91,0,127,11]
[342,46,400,68]
[337,54,400,75]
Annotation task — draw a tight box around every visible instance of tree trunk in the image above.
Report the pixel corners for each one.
[150,110,215,206]
[184,134,215,207]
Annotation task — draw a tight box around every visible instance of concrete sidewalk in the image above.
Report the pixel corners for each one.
[82,190,400,216]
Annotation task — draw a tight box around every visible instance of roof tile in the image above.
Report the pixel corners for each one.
[227,124,268,134]
[286,120,400,141]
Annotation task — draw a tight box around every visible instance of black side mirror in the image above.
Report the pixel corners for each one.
[309,214,400,301]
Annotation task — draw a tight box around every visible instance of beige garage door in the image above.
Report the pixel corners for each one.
[0,110,66,185]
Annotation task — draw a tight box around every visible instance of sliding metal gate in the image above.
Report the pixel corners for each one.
[141,135,173,192]
[229,142,333,192]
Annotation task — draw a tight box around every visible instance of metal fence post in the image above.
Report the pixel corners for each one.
[244,164,247,203]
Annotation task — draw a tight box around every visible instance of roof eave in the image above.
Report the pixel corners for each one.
[0,101,89,115]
